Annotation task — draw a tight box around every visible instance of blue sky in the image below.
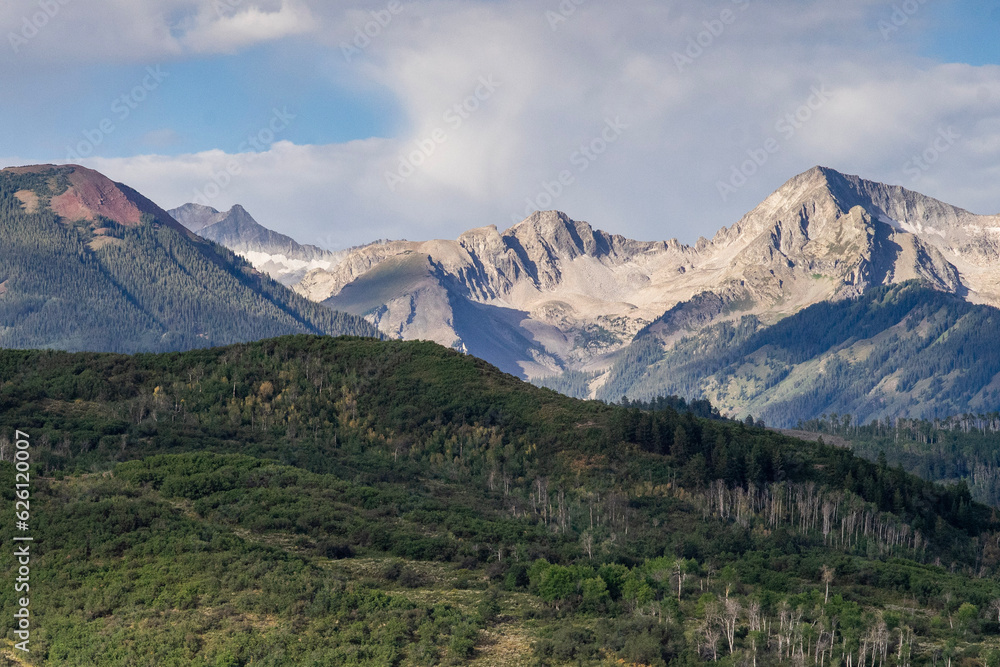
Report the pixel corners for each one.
[921,2,1000,66]
[2,0,999,249]
[5,46,400,159]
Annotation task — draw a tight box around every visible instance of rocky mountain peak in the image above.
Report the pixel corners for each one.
[712,166,844,248]
[223,204,260,229]
[170,203,226,232]
[457,224,504,255]
[711,166,994,280]
[504,210,603,260]
[506,211,665,272]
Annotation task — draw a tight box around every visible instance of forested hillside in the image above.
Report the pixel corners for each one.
[797,413,1000,509]
[0,166,377,353]
[596,282,1000,426]
[3,336,1000,665]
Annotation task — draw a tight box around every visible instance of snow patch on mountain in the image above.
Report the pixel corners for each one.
[239,251,338,274]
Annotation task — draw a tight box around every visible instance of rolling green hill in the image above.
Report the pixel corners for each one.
[2,335,1000,665]
[0,165,377,353]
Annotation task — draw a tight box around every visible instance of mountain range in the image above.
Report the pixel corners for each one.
[186,166,1000,425]
[5,162,1000,425]
[287,167,998,372]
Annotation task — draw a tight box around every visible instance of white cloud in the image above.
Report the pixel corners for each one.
[181,1,315,54]
[0,0,314,63]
